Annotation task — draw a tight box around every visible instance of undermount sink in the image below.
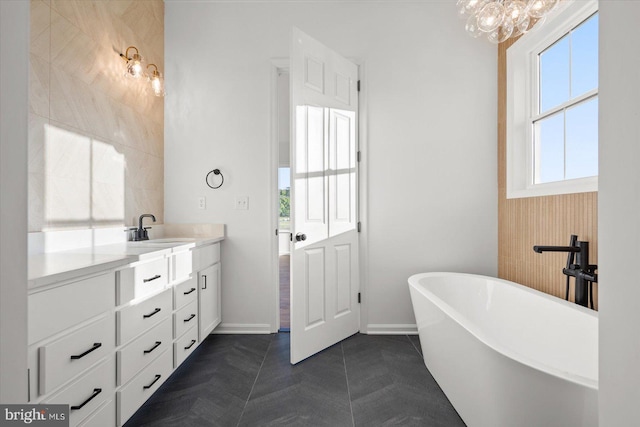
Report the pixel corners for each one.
[149,238,196,243]
[127,238,195,247]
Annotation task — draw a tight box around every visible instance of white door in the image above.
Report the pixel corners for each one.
[290,28,359,364]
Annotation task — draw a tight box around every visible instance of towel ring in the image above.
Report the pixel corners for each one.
[206,169,224,189]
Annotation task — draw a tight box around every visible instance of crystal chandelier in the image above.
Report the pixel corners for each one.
[457,0,562,44]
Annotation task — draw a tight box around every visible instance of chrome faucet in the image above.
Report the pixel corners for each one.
[533,235,598,309]
[134,214,156,241]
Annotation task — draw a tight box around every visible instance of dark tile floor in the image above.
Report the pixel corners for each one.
[279,255,290,329]
[124,334,465,427]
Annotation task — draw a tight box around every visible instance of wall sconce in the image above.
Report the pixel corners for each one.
[147,64,165,97]
[118,46,165,97]
[120,46,143,79]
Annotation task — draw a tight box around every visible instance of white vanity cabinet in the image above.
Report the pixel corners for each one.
[27,271,117,427]
[170,246,199,368]
[115,255,173,426]
[28,236,223,427]
[192,243,221,341]
[198,263,221,340]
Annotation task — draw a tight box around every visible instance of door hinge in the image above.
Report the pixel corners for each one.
[357,80,361,92]
[357,151,361,162]
[290,233,293,242]
[358,292,361,303]
[275,229,278,236]
[357,221,361,233]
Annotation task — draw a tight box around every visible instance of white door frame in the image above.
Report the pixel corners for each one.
[268,58,370,335]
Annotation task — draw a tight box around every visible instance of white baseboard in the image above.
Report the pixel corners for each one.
[212,323,272,334]
[365,324,418,335]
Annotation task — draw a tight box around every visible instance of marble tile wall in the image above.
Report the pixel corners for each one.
[29,0,164,231]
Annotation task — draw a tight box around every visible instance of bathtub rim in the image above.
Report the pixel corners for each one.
[408,272,598,390]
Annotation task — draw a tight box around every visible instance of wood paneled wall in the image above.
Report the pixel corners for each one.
[497,38,598,309]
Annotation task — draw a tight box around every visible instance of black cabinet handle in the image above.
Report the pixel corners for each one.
[183,288,196,295]
[70,388,102,410]
[183,314,196,323]
[70,343,102,360]
[143,308,161,318]
[202,275,207,290]
[143,274,162,283]
[184,339,196,350]
[143,374,161,390]
[143,341,162,354]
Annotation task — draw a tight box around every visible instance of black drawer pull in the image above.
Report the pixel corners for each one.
[70,388,102,410]
[183,314,196,323]
[143,308,161,318]
[143,274,162,283]
[143,374,161,390]
[184,339,196,350]
[202,275,207,289]
[143,341,162,354]
[70,343,102,360]
[183,288,196,295]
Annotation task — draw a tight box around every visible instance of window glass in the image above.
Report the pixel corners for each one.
[571,14,599,98]
[540,35,570,113]
[278,167,290,230]
[506,1,598,198]
[536,112,565,184]
[566,97,598,180]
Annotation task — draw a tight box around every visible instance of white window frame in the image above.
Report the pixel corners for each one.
[506,0,598,199]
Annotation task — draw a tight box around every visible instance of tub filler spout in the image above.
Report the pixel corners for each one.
[534,235,598,309]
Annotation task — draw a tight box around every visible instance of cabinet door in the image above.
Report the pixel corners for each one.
[198,263,221,340]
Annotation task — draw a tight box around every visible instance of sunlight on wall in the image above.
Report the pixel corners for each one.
[44,124,125,228]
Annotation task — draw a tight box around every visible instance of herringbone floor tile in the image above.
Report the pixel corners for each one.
[124,333,464,427]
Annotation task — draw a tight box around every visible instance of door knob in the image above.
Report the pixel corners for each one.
[295,233,307,242]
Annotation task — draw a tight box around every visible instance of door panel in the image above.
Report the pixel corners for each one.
[305,247,326,328]
[294,105,327,246]
[334,244,352,317]
[329,108,356,237]
[290,27,359,364]
[304,57,324,93]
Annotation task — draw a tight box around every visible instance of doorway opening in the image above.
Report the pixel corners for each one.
[276,70,291,331]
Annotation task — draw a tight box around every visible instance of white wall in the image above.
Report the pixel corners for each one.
[0,0,29,402]
[277,71,290,167]
[598,1,640,424]
[165,1,497,332]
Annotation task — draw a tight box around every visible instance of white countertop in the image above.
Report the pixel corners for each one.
[28,235,224,290]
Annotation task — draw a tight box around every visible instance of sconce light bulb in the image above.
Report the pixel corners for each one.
[126,53,143,78]
[149,70,165,97]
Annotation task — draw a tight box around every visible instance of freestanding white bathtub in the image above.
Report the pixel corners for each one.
[408,272,598,427]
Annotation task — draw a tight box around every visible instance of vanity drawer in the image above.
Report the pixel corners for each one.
[46,356,115,427]
[39,314,115,396]
[117,257,169,305]
[29,272,115,344]
[192,243,220,271]
[77,399,115,427]
[117,349,172,426]
[174,276,197,309]
[174,325,198,368]
[174,300,198,339]
[117,289,172,345]
[173,249,193,282]
[117,318,172,386]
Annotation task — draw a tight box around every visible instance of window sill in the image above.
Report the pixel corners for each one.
[506,176,597,199]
